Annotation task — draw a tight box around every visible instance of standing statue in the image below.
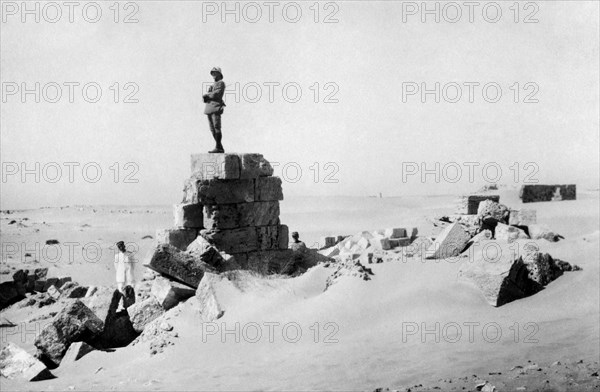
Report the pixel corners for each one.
[203,67,226,153]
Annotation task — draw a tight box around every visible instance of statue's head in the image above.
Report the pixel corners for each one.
[210,67,223,81]
[292,231,299,241]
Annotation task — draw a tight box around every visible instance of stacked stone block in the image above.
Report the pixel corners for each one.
[455,194,500,215]
[156,153,292,273]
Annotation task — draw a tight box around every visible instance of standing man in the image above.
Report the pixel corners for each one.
[203,67,226,153]
[114,241,135,293]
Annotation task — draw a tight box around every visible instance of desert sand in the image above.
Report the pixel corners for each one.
[1,188,599,391]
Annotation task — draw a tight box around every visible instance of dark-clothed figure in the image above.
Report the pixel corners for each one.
[290,231,307,252]
[203,67,226,153]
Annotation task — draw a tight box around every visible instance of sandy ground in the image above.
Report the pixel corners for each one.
[1,189,599,391]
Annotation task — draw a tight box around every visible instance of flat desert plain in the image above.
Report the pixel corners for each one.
[1,188,599,391]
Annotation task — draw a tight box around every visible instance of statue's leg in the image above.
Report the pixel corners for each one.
[207,114,216,140]
[213,113,224,152]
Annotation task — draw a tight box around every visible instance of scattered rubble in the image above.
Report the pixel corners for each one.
[0,342,55,381]
[34,300,104,367]
[458,240,579,306]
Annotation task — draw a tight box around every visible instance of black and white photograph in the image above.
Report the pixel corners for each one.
[1,1,599,390]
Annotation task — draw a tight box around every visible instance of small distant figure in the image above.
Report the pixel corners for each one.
[114,241,135,293]
[203,67,226,153]
[289,231,307,252]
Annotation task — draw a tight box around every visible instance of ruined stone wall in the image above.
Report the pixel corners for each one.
[520,184,576,203]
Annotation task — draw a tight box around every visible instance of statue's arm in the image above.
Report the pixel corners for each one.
[205,81,224,100]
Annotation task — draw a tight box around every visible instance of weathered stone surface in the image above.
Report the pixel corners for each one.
[34,300,104,366]
[156,228,198,251]
[146,244,216,288]
[173,203,204,229]
[34,280,46,293]
[33,268,48,280]
[191,153,240,179]
[47,285,61,300]
[278,225,289,250]
[60,282,87,298]
[57,277,72,288]
[195,273,226,322]
[85,286,97,297]
[458,240,574,306]
[426,222,470,259]
[127,297,164,333]
[495,223,529,243]
[218,252,248,272]
[0,281,25,309]
[369,237,391,250]
[468,229,492,245]
[256,225,288,251]
[183,177,254,205]
[522,250,568,286]
[477,200,510,224]
[151,277,196,310]
[25,275,36,293]
[520,184,576,203]
[246,249,313,275]
[43,278,59,292]
[319,246,340,258]
[528,224,563,242]
[185,236,226,270]
[200,227,258,254]
[255,176,283,201]
[238,153,274,179]
[62,284,88,299]
[60,342,94,364]
[320,236,336,249]
[456,195,500,214]
[509,209,537,226]
[82,288,113,324]
[384,228,407,238]
[443,214,480,235]
[459,240,530,306]
[0,342,55,381]
[203,201,280,229]
[389,237,411,247]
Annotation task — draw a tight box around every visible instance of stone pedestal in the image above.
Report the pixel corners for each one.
[154,153,292,275]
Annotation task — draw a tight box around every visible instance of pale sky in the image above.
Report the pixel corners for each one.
[1,0,599,209]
